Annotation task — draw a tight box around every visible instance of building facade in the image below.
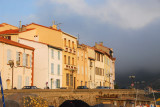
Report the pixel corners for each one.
[0,37,34,89]
[62,32,77,89]
[76,44,88,87]
[18,38,63,89]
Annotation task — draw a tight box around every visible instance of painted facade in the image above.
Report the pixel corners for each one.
[76,45,88,87]
[18,38,63,89]
[62,32,77,89]
[0,23,18,32]
[94,42,116,89]
[0,37,34,89]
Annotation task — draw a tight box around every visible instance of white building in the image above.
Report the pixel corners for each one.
[0,37,34,89]
[18,38,63,89]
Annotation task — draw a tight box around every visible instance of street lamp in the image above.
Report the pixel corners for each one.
[8,60,19,89]
[8,60,14,89]
[129,75,135,88]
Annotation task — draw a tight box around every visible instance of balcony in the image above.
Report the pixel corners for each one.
[64,47,68,52]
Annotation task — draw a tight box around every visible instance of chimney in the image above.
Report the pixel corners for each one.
[21,25,26,31]
[99,42,103,46]
[52,21,57,29]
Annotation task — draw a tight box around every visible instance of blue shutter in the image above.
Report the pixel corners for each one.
[7,49,11,63]
[51,63,54,74]
[58,51,60,60]
[51,49,54,58]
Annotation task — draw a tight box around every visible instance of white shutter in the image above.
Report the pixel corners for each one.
[23,53,26,66]
[17,75,22,89]
[30,55,32,67]
[7,49,11,63]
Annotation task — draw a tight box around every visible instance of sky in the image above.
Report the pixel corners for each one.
[1,0,160,85]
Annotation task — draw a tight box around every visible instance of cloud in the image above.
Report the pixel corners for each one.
[46,0,160,29]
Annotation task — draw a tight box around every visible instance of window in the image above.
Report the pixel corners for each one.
[72,57,74,65]
[56,79,60,88]
[25,76,29,86]
[30,55,32,67]
[17,75,22,89]
[66,73,69,86]
[68,40,70,47]
[85,81,87,86]
[51,63,54,74]
[68,56,70,65]
[82,66,84,75]
[97,53,100,61]
[85,68,87,75]
[57,64,60,75]
[51,49,54,58]
[78,66,79,74]
[58,51,60,60]
[72,41,74,49]
[26,54,29,67]
[23,53,26,66]
[101,55,103,62]
[16,52,21,66]
[64,38,66,47]
[7,49,11,64]
[70,74,73,86]
[64,55,66,64]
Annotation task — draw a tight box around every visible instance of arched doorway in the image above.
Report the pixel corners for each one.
[6,79,11,89]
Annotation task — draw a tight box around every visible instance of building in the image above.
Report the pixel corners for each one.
[0,23,18,32]
[94,42,116,89]
[62,32,77,89]
[18,38,63,89]
[76,44,88,87]
[0,37,34,89]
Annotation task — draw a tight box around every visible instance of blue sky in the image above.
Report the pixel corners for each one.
[1,0,160,81]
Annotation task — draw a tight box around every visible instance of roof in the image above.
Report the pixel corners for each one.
[63,32,77,39]
[0,37,34,50]
[26,23,62,32]
[0,28,35,35]
[0,23,18,28]
[19,38,63,50]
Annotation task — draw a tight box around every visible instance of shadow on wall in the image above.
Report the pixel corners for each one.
[0,99,20,107]
[60,100,90,107]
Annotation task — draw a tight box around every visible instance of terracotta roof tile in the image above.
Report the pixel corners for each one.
[19,38,63,50]
[0,37,34,50]
[26,23,62,32]
[0,28,35,35]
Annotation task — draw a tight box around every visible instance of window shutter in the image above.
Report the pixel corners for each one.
[30,55,32,67]
[17,75,22,89]
[51,63,54,74]
[58,51,60,60]
[16,52,19,61]
[51,49,54,58]
[58,64,60,75]
[23,53,26,66]
[7,49,11,63]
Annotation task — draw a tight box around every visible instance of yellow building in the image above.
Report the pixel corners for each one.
[62,32,77,89]
[76,44,88,87]
[0,23,18,32]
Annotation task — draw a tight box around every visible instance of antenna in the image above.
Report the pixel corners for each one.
[77,34,80,45]
[56,23,62,29]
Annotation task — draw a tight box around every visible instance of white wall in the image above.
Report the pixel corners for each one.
[48,47,62,89]
[0,42,33,90]
[19,39,48,89]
